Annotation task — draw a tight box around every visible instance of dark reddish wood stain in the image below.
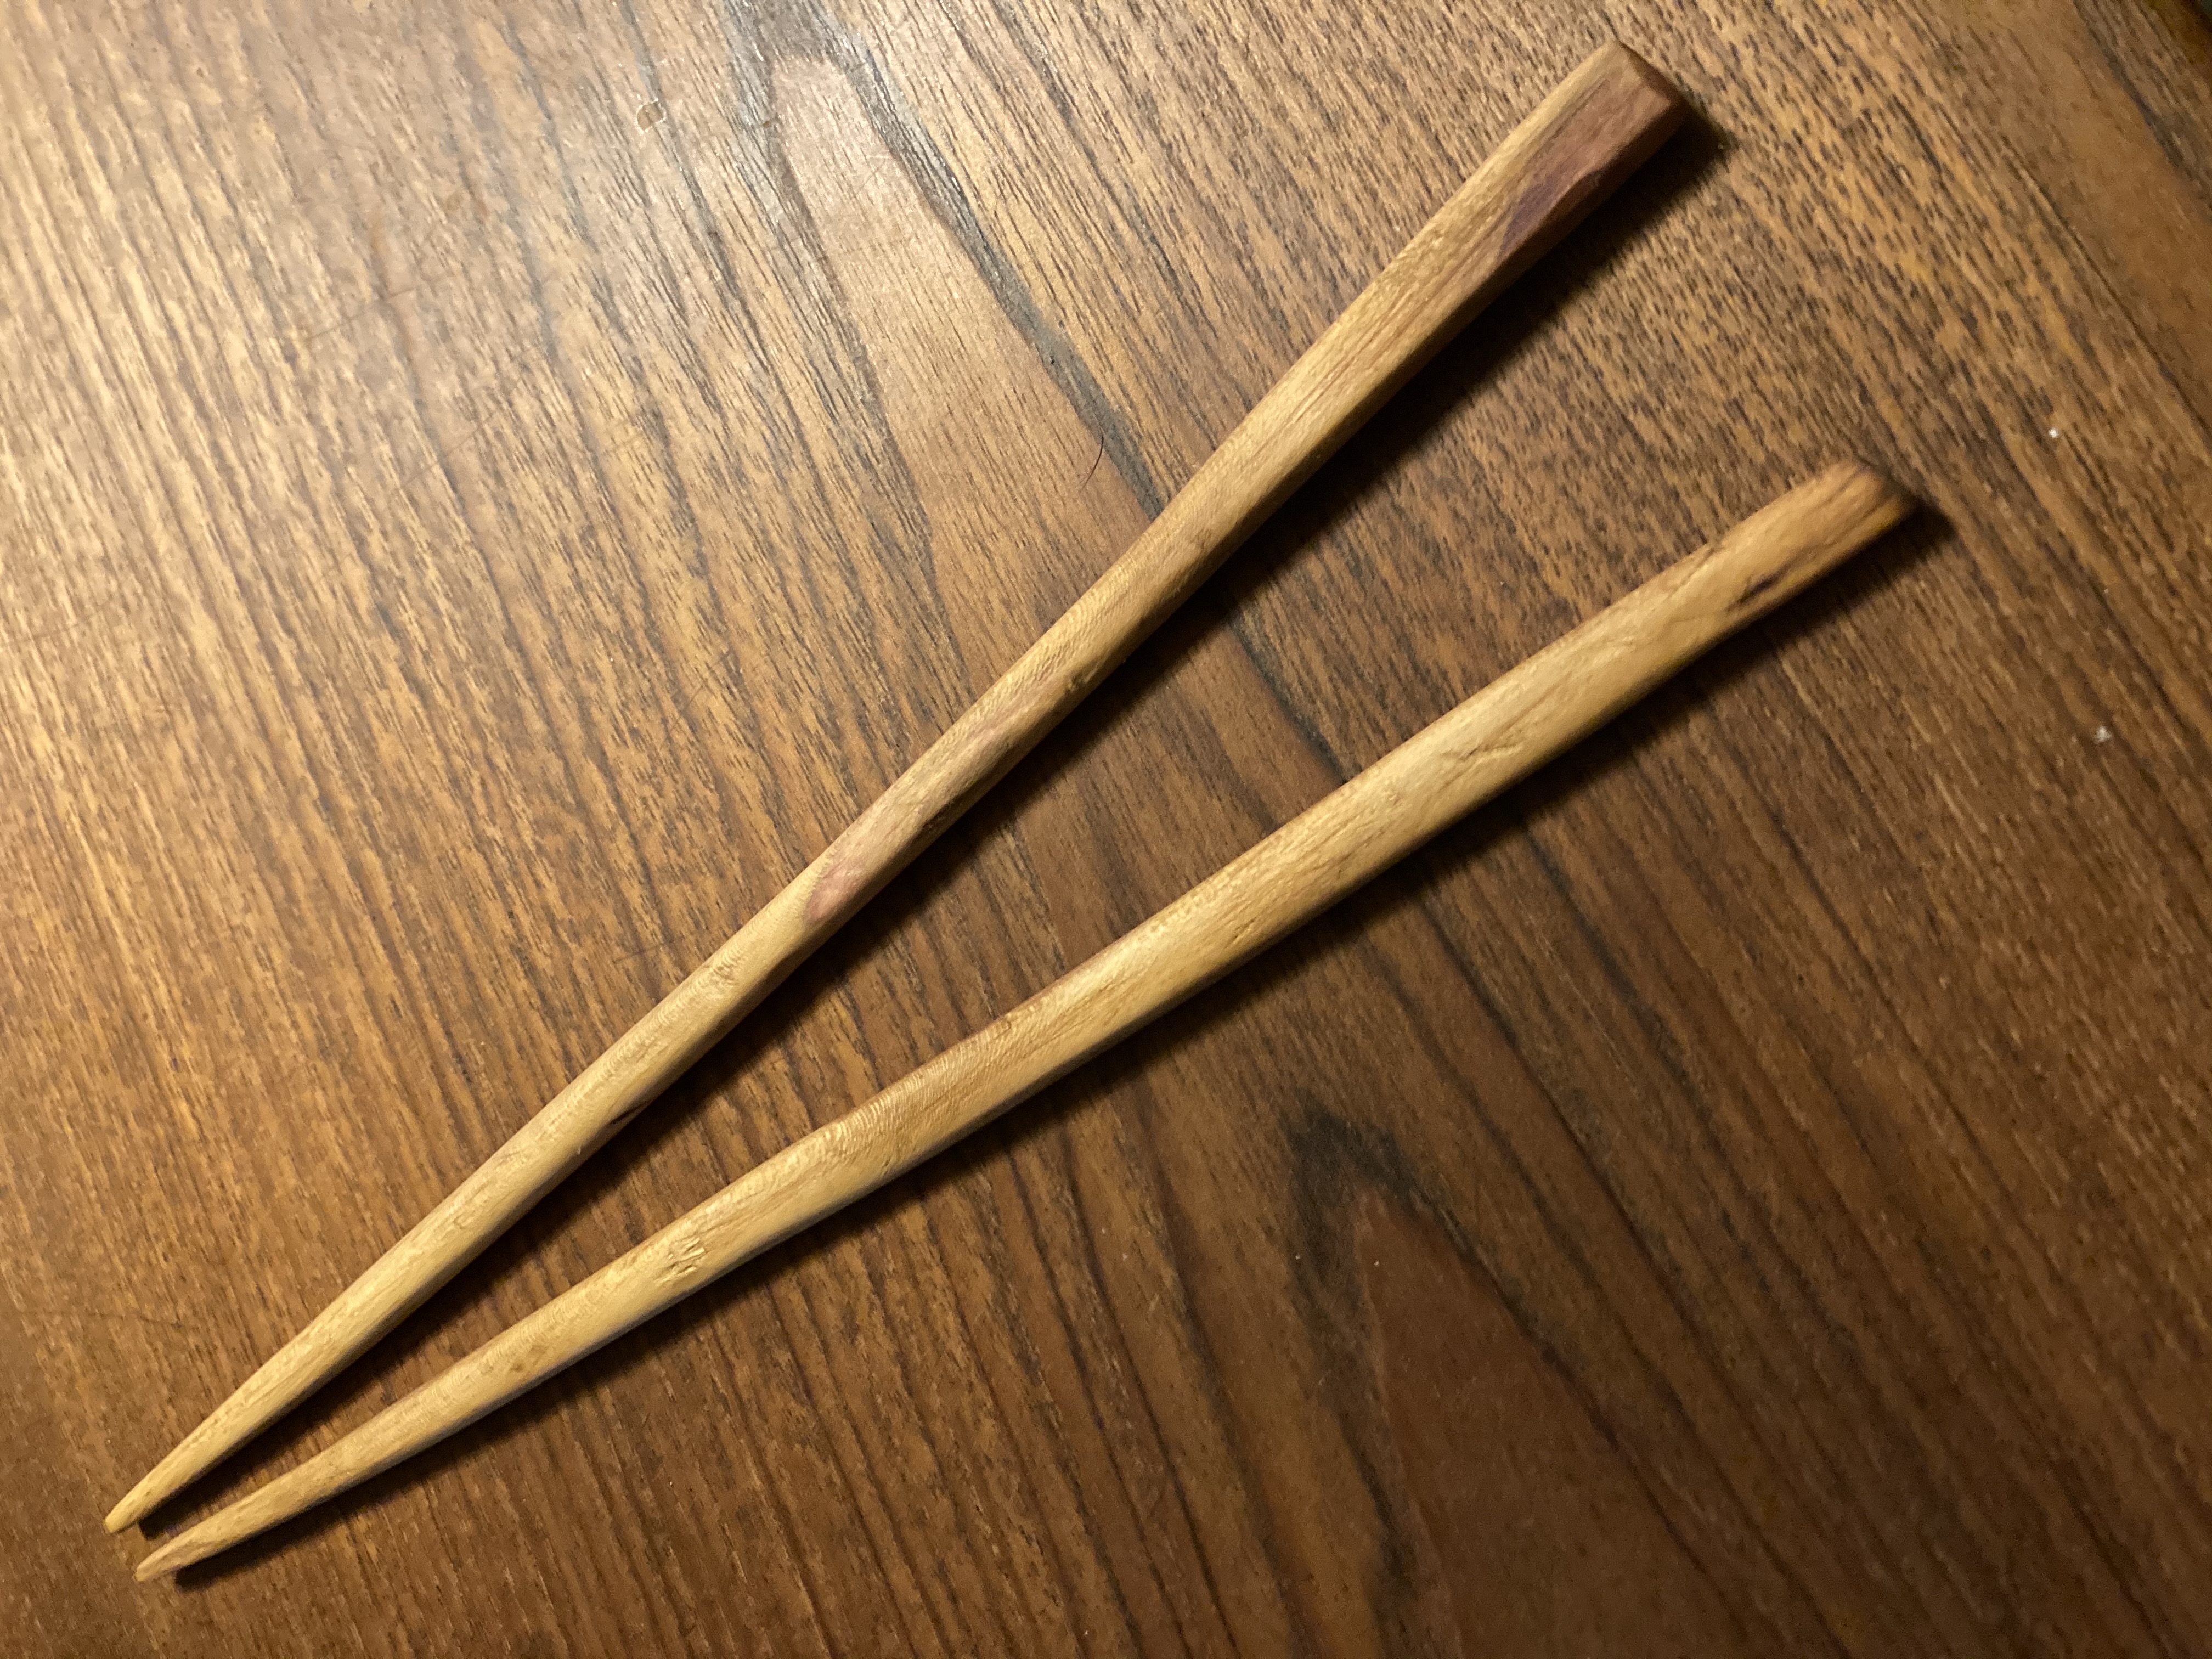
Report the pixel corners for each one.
[4,0,2209,1654]
[1494,68,1685,283]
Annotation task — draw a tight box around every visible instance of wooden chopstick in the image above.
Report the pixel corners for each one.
[108,41,1686,1534]
[136,464,1914,1578]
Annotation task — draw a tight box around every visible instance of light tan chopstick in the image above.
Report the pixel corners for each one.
[108,41,1686,1534]
[136,463,1913,1578]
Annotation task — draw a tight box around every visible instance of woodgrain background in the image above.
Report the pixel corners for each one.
[5,1,2209,1654]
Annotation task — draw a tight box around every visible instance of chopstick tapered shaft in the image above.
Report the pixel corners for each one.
[137,464,1912,1579]
[108,41,1686,1534]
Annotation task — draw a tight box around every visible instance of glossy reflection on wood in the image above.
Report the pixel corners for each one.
[5,0,2211,1654]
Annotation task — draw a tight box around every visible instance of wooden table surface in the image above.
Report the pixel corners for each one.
[6,2,2210,1653]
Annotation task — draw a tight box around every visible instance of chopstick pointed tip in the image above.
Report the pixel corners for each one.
[134,1540,191,1582]
[135,1520,229,1581]
[106,1486,155,1534]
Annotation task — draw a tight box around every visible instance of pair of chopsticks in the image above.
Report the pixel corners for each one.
[123,43,1910,1578]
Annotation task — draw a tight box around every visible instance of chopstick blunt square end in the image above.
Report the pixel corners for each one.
[1601,40,1686,109]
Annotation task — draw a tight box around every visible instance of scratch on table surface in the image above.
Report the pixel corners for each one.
[294,283,429,348]
[290,208,475,349]
[11,1303,190,1335]
[609,923,720,969]
[391,403,506,493]
[0,593,131,654]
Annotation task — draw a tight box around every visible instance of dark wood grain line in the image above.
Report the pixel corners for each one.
[1319,901,1842,1647]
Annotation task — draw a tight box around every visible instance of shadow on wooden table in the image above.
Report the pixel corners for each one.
[136,105,1966,1589]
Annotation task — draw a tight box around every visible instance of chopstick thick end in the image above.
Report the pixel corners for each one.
[1429,43,1687,331]
[1734,461,1916,607]
[1592,41,1685,113]
[1815,460,1916,538]
[1564,41,1692,168]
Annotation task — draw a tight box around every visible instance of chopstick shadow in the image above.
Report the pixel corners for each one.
[155,106,1817,1581]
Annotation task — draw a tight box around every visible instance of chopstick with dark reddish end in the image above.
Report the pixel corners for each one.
[107,41,1688,1535]
[134,464,1915,1579]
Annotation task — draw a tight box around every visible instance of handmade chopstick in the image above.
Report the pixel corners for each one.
[107,42,1685,1534]
[136,464,1912,1578]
